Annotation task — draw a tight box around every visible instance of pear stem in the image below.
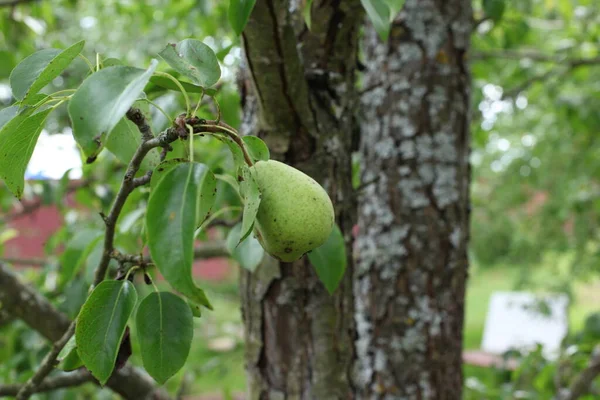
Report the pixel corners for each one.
[194,121,254,167]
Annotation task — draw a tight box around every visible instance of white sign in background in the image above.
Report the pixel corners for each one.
[481,291,569,359]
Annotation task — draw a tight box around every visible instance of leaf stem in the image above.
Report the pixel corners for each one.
[78,54,95,73]
[153,71,191,116]
[187,124,194,162]
[142,98,172,122]
[212,96,221,124]
[145,272,160,294]
[50,89,76,97]
[124,265,139,281]
[192,88,205,117]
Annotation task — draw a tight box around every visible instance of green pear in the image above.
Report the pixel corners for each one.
[249,160,335,262]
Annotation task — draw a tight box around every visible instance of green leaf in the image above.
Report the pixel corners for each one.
[136,292,194,384]
[188,300,202,318]
[228,0,257,35]
[150,159,216,227]
[0,108,53,198]
[58,335,76,361]
[204,87,218,97]
[68,60,158,161]
[102,57,123,68]
[19,93,50,107]
[59,229,103,287]
[58,336,84,372]
[226,223,264,272]
[384,0,405,16]
[76,280,137,384]
[361,0,391,41]
[9,42,81,101]
[0,105,18,130]
[242,136,269,162]
[303,0,314,30]
[148,75,205,94]
[195,165,217,227]
[307,224,347,294]
[150,158,187,189]
[0,50,16,78]
[239,166,261,244]
[218,135,245,176]
[483,0,505,22]
[215,173,240,197]
[105,117,161,171]
[158,40,221,87]
[146,163,213,309]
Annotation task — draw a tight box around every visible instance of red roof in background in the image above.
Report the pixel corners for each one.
[4,193,233,282]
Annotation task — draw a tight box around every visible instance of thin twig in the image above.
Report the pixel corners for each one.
[11,111,232,398]
[0,0,39,7]
[559,345,600,400]
[501,57,600,100]
[15,110,180,400]
[472,49,566,63]
[175,372,193,400]
[15,324,77,399]
[0,371,93,397]
[126,108,154,142]
[91,125,179,287]
[469,51,600,100]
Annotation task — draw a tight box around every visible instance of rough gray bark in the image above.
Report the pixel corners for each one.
[0,263,170,400]
[355,0,472,398]
[238,0,362,398]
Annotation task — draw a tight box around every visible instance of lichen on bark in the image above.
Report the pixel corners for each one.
[355,0,473,398]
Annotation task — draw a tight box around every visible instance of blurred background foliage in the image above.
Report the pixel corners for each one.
[0,0,599,398]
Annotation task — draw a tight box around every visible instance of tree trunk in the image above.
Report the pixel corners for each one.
[355,0,472,398]
[238,1,362,398]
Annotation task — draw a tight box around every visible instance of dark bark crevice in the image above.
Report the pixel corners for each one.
[239,1,362,398]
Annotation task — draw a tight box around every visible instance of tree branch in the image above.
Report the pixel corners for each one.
[559,345,600,400]
[91,124,179,288]
[0,262,71,341]
[470,50,600,100]
[126,108,154,141]
[0,371,93,397]
[0,263,171,399]
[472,49,569,63]
[8,108,237,400]
[0,0,39,7]
[16,324,76,399]
[0,257,47,266]
[14,109,181,400]
[4,109,232,398]
[502,57,600,100]
[193,241,229,259]
[472,49,600,66]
